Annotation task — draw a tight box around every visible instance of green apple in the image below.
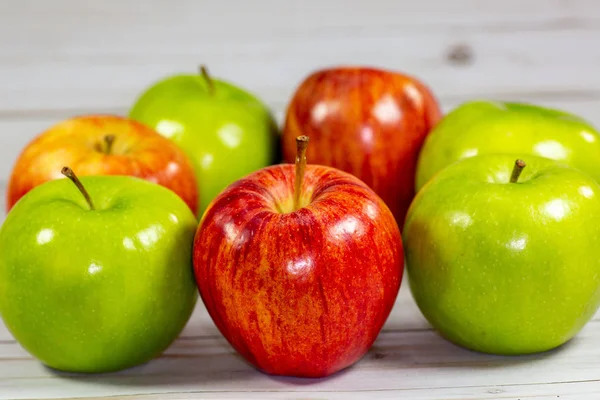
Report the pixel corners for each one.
[129,66,280,217]
[0,168,198,373]
[404,154,600,355]
[415,100,600,191]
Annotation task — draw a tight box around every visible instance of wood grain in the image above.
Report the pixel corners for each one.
[24,381,600,400]
[2,283,600,399]
[2,0,600,398]
[1,96,599,182]
[0,0,599,179]
[0,0,599,111]
[0,199,598,400]
[2,26,599,112]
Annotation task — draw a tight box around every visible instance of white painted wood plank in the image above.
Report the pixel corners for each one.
[37,381,600,400]
[0,97,598,181]
[0,0,599,111]
[2,182,600,398]
[2,315,600,398]
[0,198,598,400]
[0,0,600,47]
[1,29,598,112]
[2,1,600,398]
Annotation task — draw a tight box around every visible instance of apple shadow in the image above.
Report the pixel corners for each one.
[44,328,581,393]
[359,325,579,373]
[264,364,355,387]
[46,333,357,391]
[45,335,262,389]
[44,318,585,391]
[264,329,579,388]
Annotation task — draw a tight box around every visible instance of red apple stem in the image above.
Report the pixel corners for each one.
[200,65,215,95]
[61,167,95,210]
[510,159,526,183]
[104,135,115,155]
[294,136,309,211]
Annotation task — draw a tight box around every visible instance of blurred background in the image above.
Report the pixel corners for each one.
[0,0,598,185]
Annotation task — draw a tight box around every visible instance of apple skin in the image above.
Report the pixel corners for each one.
[282,66,441,227]
[6,115,199,215]
[0,175,198,373]
[404,153,600,355]
[129,71,279,218]
[415,100,600,191]
[193,164,403,378]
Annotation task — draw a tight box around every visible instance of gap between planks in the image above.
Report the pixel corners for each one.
[0,89,599,121]
[12,379,600,400]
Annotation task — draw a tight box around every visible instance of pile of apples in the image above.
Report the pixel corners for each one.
[2,65,600,378]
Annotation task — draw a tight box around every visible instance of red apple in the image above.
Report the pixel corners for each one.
[6,115,199,214]
[282,66,442,228]
[193,136,403,378]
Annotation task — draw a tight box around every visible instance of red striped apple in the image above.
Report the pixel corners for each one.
[282,66,442,228]
[7,115,198,214]
[193,136,404,378]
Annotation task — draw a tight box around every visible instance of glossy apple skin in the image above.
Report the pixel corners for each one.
[193,164,403,378]
[404,154,600,355]
[415,100,600,191]
[129,73,279,218]
[0,175,198,373]
[282,67,441,228]
[6,115,199,215]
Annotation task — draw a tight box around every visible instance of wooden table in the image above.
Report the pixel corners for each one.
[2,1,600,398]
[1,183,599,400]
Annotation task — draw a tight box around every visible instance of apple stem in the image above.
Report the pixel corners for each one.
[510,159,526,183]
[200,65,215,95]
[293,136,309,211]
[103,135,115,155]
[61,167,95,210]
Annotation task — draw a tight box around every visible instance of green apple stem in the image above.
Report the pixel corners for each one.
[294,135,309,211]
[61,167,95,210]
[200,65,215,95]
[510,159,526,183]
[103,135,115,155]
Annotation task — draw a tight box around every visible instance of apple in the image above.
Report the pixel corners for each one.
[129,66,280,218]
[415,100,600,191]
[281,66,442,228]
[403,153,600,355]
[6,114,198,215]
[0,168,198,373]
[193,136,404,378]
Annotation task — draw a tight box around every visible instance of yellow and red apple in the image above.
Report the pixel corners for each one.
[6,115,199,214]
